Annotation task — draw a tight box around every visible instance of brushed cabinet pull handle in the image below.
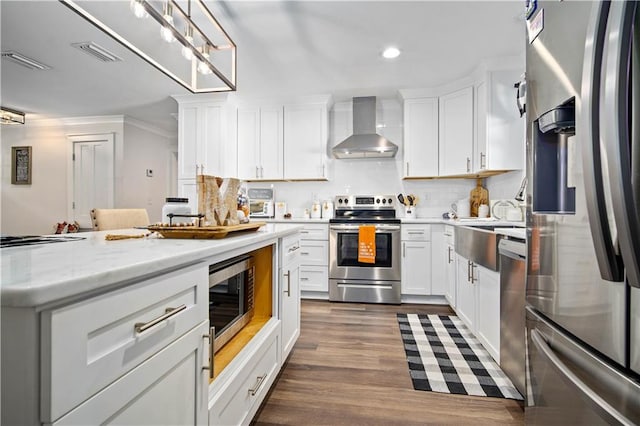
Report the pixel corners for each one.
[260,166,264,178]
[248,374,267,396]
[471,263,477,283]
[284,271,291,296]
[202,327,215,378]
[467,260,471,282]
[406,162,410,176]
[480,152,486,169]
[403,242,406,257]
[466,157,471,173]
[447,246,452,263]
[134,304,186,333]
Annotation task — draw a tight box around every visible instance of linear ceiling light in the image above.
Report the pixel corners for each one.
[71,42,123,62]
[1,51,52,70]
[60,0,236,93]
[1,107,26,125]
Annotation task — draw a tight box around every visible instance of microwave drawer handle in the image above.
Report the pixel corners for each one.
[202,326,215,379]
[134,304,186,333]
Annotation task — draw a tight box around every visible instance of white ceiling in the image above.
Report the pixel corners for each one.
[0,1,525,133]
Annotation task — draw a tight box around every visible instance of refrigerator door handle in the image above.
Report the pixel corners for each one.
[531,329,635,426]
[602,1,640,288]
[581,0,624,282]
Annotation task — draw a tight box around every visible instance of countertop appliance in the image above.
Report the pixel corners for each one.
[329,195,401,304]
[498,236,526,396]
[525,1,640,424]
[248,188,274,218]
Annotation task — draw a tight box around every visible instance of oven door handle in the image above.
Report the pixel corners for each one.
[329,224,400,231]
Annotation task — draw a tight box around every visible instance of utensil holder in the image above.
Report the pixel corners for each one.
[405,206,416,219]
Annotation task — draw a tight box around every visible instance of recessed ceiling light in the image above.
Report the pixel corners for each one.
[382,47,401,59]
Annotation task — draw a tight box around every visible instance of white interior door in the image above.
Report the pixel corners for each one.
[70,134,115,228]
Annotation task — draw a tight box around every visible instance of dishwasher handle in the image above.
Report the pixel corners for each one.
[498,239,526,260]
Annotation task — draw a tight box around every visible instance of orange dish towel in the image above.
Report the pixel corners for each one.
[358,225,376,264]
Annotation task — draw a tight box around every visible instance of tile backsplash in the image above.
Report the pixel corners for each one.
[247,98,524,219]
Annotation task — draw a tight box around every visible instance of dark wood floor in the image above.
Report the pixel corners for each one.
[252,300,524,425]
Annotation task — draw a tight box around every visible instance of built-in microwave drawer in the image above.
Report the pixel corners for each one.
[41,263,208,422]
[401,224,431,241]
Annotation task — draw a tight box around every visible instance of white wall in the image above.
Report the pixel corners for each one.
[1,123,69,235]
[248,98,523,219]
[1,117,177,235]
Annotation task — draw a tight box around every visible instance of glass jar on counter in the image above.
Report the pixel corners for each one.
[162,197,191,225]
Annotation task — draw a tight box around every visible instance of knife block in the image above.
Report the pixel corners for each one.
[197,175,241,226]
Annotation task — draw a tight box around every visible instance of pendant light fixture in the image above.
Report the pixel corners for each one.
[1,107,26,125]
[60,0,236,93]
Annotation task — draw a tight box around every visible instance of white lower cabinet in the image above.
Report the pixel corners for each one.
[444,225,456,307]
[401,224,432,296]
[475,265,500,362]
[456,254,476,333]
[299,224,329,294]
[54,321,209,426]
[401,241,432,295]
[453,252,500,363]
[209,323,281,426]
[281,233,301,360]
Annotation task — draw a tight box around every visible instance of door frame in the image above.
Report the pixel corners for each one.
[66,133,116,226]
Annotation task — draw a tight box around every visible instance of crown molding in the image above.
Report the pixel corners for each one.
[124,116,176,139]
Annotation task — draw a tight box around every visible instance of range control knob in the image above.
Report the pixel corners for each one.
[382,198,387,204]
[376,198,381,204]
[388,198,393,204]
[338,198,343,204]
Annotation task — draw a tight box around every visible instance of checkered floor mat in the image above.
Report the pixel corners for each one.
[397,313,523,400]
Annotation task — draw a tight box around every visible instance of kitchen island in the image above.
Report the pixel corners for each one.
[1,223,302,425]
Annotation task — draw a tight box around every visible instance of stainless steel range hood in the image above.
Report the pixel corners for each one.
[332,97,398,159]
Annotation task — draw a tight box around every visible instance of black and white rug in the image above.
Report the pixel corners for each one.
[397,313,523,400]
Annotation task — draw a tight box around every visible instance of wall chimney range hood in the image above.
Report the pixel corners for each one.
[332,96,398,159]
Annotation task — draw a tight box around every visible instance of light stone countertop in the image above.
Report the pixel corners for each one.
[262,217,525,227]
[1,223,302,308]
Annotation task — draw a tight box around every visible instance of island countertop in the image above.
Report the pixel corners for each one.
[1,223,302,308]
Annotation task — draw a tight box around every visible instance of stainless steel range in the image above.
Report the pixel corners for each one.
[329,195,401,304]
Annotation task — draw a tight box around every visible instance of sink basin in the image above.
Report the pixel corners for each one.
[455,225,503,271]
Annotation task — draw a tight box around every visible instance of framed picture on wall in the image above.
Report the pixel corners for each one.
[11,146,32,185]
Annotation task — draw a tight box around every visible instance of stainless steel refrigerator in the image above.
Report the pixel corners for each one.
[525,1,640,424]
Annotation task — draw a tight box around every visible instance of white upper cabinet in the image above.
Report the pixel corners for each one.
[237,105,283,180]
[403,98,439,178]
[438,86,474,176]
[174,95,236,180]
[283,101,329,180]
[473,68,524,172]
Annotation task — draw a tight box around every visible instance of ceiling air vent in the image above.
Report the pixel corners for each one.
[71,42,122,63]
[1,51,51,70]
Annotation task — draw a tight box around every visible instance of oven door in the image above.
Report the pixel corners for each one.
[329,223,401,282]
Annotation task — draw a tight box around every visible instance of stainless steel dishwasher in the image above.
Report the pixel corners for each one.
[499,236,526,396]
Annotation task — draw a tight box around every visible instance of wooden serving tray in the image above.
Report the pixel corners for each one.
[148,222,266,239]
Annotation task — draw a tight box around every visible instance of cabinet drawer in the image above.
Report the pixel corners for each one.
[300,266,329,292]
[444,225,455,244]
[299,240,328,266]
[401,224,431,241]
[42,263,208,422]
[299,224,329,240]
[53,321,209,426]
[211,328,280,426]
[281,234,301,267]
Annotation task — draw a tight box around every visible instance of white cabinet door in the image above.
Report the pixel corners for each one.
[178,104,200,180]
[439,86,473,176]
[455,255,476,333]
[178,179,197,216]
[476,265,500,362]
[445,243,456,308]
[474,69,525,173]
[259,106,284,180]
[237,105,284,181]
[283,104,327,180]
[401,241,432,295]
[54,321,209,426]
[237,107,261,180]
[403,98,439,177]
[281,265,300,360]
[177,99,233,180]
[430,225,446,296]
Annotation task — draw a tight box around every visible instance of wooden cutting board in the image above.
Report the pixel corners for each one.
[148,222,265,239]
[470,178,489,217]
